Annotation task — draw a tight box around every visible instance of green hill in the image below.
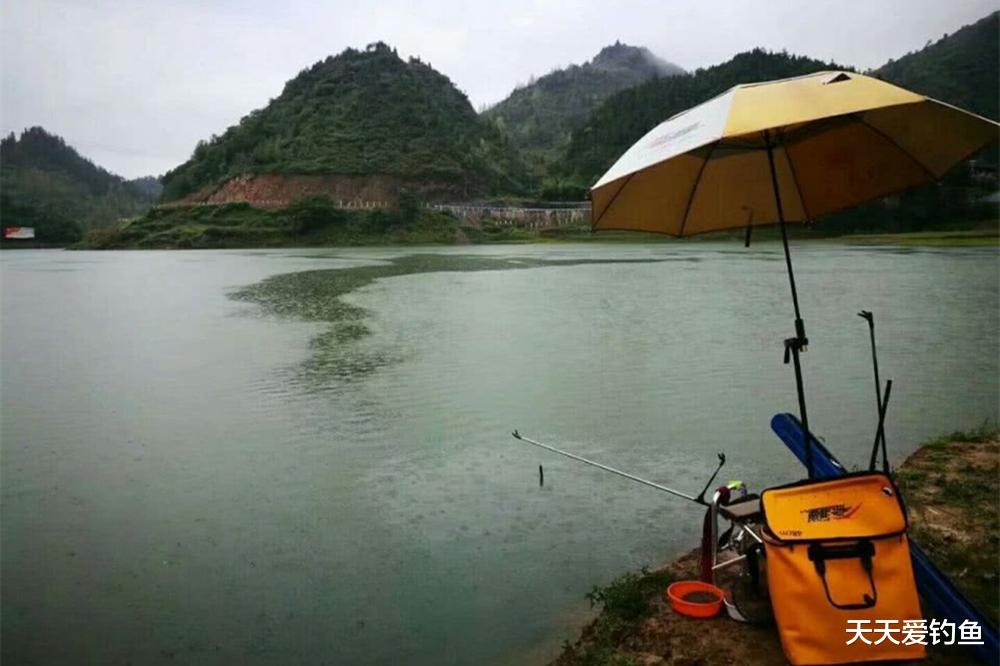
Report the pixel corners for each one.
[551,49,848,191]
[161,42,528,202]
[483,43,683,171]
[0,127,155,243]
[874,11,998,121]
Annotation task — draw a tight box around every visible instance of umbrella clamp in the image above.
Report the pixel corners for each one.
[782,336,807,364]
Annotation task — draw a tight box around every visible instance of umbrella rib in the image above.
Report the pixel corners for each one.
[782,138,812,221]
[677,142,717,238]
[856,116,938,182]
[591,173,635,228]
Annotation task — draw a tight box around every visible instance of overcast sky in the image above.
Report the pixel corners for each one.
[1,0,994,179]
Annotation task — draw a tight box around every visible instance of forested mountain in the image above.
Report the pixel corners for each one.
[874,11,998,121]
[161,42,528,202]
[0,127,155,242]
[551,49,847,191]
[483,43,683,168]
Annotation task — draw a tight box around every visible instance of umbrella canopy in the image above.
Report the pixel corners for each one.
[591,71,998,235]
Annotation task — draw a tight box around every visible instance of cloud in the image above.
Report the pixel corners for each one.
[1,0,994,178]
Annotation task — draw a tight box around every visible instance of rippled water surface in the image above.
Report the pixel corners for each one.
[2,244,998,665]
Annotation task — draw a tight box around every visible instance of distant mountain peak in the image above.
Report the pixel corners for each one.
[589,42,682,77]
[554,49,850,185]
[485,43,684,163]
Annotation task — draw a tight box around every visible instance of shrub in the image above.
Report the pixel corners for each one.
[585,567,673,622]
[286,196,345,234]
[82,226,126,249]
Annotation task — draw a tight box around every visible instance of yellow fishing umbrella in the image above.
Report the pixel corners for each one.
[590,70,998,473]
[592,71,997,235]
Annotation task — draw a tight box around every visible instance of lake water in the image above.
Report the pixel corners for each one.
[2,243,997,665]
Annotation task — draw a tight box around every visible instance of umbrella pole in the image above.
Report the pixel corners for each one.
[766,131,813,478]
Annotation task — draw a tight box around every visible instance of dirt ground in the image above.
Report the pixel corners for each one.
[552,432,998,666]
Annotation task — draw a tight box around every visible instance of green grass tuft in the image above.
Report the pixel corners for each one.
[924,421,999,450]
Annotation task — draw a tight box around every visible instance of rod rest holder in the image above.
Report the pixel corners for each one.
[783,336,808,364]
[782,318,809,364]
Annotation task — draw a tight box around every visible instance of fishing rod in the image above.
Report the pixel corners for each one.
[510,430,726,506]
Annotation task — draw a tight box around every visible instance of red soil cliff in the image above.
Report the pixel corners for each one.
[175,174,460,209]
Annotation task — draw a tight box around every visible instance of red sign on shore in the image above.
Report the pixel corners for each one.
[3,227,35,239]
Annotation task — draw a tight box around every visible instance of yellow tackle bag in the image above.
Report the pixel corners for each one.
[761,472,925,665]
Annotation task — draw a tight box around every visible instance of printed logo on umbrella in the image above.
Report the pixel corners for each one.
[645,121,702,150]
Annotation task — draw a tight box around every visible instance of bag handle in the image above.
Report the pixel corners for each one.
[808,541,878,610]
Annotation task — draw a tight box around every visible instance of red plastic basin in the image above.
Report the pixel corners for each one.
[665,580,724,618]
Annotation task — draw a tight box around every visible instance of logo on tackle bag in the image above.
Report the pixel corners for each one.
[801,502,862,523]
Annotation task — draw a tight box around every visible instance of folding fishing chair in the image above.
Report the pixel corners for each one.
[707,490,769,622]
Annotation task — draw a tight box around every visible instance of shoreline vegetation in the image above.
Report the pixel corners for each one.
[551,425,999,666]
[64,198,999,250]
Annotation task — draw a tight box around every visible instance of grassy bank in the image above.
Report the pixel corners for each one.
[77,200,999,249]
[896,424,1000,621]
[536,225,1000,246]
[554,426,998,666]
[840,229,1000,247]
[78,201,465,249]
[78,201,609,249]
